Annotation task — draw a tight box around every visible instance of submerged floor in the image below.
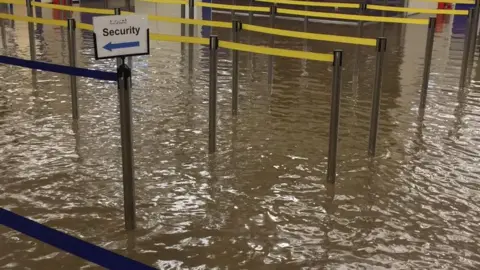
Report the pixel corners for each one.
[1,5,480,269]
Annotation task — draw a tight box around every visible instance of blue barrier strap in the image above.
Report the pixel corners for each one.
[0,56,117,81]
[0,208,156,270]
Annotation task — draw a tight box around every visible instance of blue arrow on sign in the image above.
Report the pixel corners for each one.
[103,41,140,52]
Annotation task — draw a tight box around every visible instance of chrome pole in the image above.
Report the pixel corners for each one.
[248,0,253,24]
[26,0,35,61]
[114,8,122,68]
[380,0,387,36]
[1,17,6,49]
[67,18,79,120]
[117,58,136,231]
[358,3,367,37]
[460,8,474,88]
[467,0,480,80]
[368,37,387,157]
[188,0,194,19]
[327,50,343,184]
[303,3,308,30]
[232,19,242,115]
[270,5,276,29]
[209,36,218,154]
[188,0,194,37]
[420,17,436,109]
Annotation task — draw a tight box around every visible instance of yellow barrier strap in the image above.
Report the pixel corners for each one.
[31,2,114,15]
[256,0,359,9]
[367,4,469,15]
[277,8,429,25]
[242,23,376,46]
[0,13,67,26]
[148,14,231,28]
[413,0,473,3]
[0,0,24,5]
[150,33,210,45]
[77,22,94,31]
[139,0,186,4]
[219,40,333,62]
[195,2,270,12]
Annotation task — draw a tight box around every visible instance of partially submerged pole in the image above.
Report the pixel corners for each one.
[368,37,387,157]
[209,36,219,154]
[327,50,343,183]
[419,17,436,110]
[232,19,242,115]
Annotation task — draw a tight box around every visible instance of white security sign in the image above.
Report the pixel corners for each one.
[93,14,149,59]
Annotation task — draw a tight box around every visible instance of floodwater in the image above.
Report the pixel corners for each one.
[1,5,480,270]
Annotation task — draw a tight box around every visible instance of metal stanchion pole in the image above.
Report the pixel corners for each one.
[26,0,37,85]
[117,58,136,231]
[327,50,343,184]
[268,5,276,85]
[188,0,194,38]
[460,9,474,88]
[181,2,186,19]
[114,8,122,68]
[420,17,436,109]
[368,37,387,157]
[232,0,236,18]
[467,0,480,80]
[26,0,35,61]
[232,20,242,115]
[209,36,218,154]
[249,0,253,24]
[67,18,79,120]
[380,0,387,37]
[270,5,276,29]
[1,17,6,49]
[304,4,308,31]
[358,3,367,38]
[188,0,194,19]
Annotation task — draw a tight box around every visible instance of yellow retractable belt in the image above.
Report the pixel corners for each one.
[256,0,359,9]
[148,14,231,28]
[242,24,376,46]
[367,4,468,15]
[277,8,429,25]
[150,33,210,45]
[31,2,114,15]
[195,2,270,12]
[139,0,187,4]
[0,13,67,26]
[219,40,333,62]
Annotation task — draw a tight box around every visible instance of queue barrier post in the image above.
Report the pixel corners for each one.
[117,57,136,231]
[67,18,79,120]
[460,8,474,88]
[209,36,219,154]
[1,16,6,49]
[467,0,480,80]
[327,50,343,183]
[380,0,387,36]
[188,0,194,19]
[270,4,277,29]
[358,3,367,37]
[249,0,253,23]
[181,2,186,41]
[114,8,122,68]
[420,17,436,110]
[368,37,387,157]
[232,19,242,116]
[26,0,35,62]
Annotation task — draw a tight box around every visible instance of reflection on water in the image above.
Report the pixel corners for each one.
[1,6,480,269]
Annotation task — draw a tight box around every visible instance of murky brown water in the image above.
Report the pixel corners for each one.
[1,4,480,269]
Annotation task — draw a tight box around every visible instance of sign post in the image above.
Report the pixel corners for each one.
[93,14,150,231]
